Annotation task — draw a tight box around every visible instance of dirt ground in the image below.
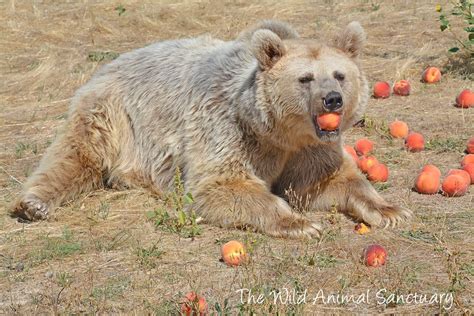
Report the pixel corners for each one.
[1,0,473,314]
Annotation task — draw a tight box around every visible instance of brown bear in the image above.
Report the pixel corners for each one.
[12,20,411,238]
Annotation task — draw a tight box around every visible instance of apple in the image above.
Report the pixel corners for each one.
[367,163,389,183]
[393,80,411,96]
[221,240,247,266]
[462,163,474,184]
[421,164,441,178]
[354,138,374,156]
[461,154,474,167]
[358,156,379,174]
[181,292,208,316]
[467,137,474,154]
[442,174,468,197]
[364,244,387,267]
[389,120,409,138]
[422,67,441,83]
[405,132,424,152]
[414,171,440,194]
[447,169,471,187]
[317,113,341,131]
[455,89,474,108]
[373,81,391,99]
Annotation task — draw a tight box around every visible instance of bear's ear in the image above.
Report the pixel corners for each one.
[251,29,286,70]
[333,21,366,58]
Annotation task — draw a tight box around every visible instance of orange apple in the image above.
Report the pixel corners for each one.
[221,240,247,266]
[393,80,411,96]
[354,138,374,156]
[364,244,387,267]
[389,120,409,138]
[367,163,389,182]
[405,132,424,152]
[442,174,468,197]
[422,67,441,83]
[421,164,441,178]
[181,292,208,316]
[455,89,474,108]
[316,113,341,131]
[414,171,440,194]
[354,223,371,235]
[467,137,474,154]
[344,145,358,162]
[358,156,379,174]
[461,154,474,167]
[373,81,391,99]
[462,163,474,184]
[447,169,471,187]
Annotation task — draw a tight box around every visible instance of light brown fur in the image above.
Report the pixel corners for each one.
[12,20,411,237]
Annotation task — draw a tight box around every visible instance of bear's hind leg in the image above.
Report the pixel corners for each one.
[12,97,123,221]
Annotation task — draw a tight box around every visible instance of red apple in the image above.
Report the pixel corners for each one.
[358,156,379,174]
[221,240,247,266]
[367,163,389,183]
[373,81,391,99]
[414,171,440,194]
[364,244,387,267]
[467,137,474,154]
[447,169,471,187]
[181,292,208,316]
[317,113,341,131]
[462,163,474,184]
[455,89,474,108]
[393,80,411,96]
[421,164,441,178]
[354,138,374,156]
[389,120,409,138]
[422,67,441,83]
[405,132,424,152]
[442,174,468,197]
[461,154,474,167]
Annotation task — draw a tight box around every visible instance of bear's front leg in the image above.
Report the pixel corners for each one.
[191,176,321,238]
[274,144,411,228]
[310,155,412,227]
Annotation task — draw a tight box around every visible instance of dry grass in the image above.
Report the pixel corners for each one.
[1,0,473,314]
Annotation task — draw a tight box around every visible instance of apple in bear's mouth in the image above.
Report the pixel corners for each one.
[315,112,341,140]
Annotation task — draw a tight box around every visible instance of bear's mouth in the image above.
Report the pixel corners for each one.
[314,112,341,142]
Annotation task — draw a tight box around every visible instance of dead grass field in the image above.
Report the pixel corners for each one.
[1,0,473,314]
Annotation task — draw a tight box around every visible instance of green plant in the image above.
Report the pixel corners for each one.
[115,5,126,16]
[135,243,164,269]
[145,168,201,238]
[87,51,120,62]
[438,0,474,55]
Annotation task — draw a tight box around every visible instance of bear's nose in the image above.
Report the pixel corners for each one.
[323,91,343,111]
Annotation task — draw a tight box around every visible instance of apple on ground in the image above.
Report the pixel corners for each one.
[364,244,387,267]
[373,81,391,99]
[393,80,411,96]
[181,292,208,316]
[221,240,248,266]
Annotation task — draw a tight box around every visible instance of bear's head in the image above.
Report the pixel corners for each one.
[250,22,368,150]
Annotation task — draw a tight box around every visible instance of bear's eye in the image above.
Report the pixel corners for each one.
[334,71,345,81]
[298,74,314,84]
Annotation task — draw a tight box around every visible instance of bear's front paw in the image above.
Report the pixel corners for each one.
[12,194,49,222]
[353,201,412,228]
[267,214,322,239]
[376,204,413,228]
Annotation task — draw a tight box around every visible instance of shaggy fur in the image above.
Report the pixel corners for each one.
[12,20,411,238]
